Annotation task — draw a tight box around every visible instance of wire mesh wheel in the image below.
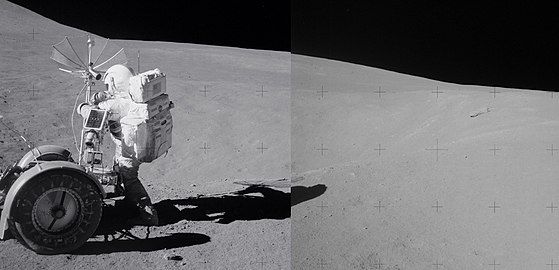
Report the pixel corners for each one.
[9,170,102,254]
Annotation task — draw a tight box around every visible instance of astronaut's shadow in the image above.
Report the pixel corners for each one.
[95,183,326,230]
[155,183,327,225]
[93,185,293,236]
[154,185,291,225]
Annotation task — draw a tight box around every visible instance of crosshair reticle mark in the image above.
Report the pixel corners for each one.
[489,201,501,213]
[256,85,267,97]
[316,201,329,213]
[547,259,558,270]
[257,141,268,154]
[490,87,500,99]
[316,143,328,156]
[27,28,41,40]
[374,144,386,156]
[373,201,386,213]
[26,83,38,97]
[432,200,443,212]
[546,202,558,213]
[317,85,328,99]
[489,259,500,270]
[199,85,210,97]
[200,142,211,154]
[425,139,448,161]
[489,144,501,156]
[432,86,444,99]
[547,144,558,156]
[374,86,386,99]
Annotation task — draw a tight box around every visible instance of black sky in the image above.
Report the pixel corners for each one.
[293,1,559,91]
[9,0,290,52]
[8,1,559,91]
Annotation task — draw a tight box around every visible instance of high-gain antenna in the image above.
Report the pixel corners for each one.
[50,34,128,103]
[50,34,128,152]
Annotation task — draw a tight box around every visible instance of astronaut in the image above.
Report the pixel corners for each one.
[80,64,158,226]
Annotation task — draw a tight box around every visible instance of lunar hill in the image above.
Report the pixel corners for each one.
[291,54,559,269]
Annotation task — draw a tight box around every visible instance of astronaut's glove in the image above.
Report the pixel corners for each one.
[77,102,98,118]
[108,120,124,140]
[91,91,112,105]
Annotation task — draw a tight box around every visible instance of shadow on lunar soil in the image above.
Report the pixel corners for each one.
[74,232,210,255]
[291,184,327,207]
[154,185,291,225]
[72,201,211,255]
[79,184,324,254]
[96,184,325,230]
[92,185,293,233]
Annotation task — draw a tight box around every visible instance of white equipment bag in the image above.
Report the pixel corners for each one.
[129,68,166,103]
[122,68,173,163]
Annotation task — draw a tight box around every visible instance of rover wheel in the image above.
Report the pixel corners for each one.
[8,170,102,254]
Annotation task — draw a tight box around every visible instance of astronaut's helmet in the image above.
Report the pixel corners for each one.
[103,64,135,98]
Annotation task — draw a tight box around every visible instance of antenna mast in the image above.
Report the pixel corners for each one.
[86,35,95,104]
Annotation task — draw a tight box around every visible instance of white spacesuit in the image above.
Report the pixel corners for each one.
[88,64,158,226]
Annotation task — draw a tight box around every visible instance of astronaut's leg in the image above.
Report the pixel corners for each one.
[116,156,159,226]
[113,137,158,226]
[118,157,148,203]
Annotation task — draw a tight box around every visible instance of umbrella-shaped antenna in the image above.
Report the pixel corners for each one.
[50,34,127,102]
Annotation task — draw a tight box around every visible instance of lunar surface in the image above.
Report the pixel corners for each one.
[291,54,559,269]
[0,1,290,269]
[2,1,559,270]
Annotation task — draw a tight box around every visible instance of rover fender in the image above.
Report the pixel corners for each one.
[17,145,73,169]
[0,161,105,239]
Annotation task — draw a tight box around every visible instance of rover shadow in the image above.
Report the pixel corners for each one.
[74,232,210,255]
[77,202,210,255]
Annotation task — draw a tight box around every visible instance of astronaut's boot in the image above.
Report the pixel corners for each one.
[126,196,159,227]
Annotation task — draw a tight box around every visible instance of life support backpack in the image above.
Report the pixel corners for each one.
[121,69,173,163]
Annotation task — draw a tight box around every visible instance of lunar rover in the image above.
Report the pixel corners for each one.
[0,35,172,254]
